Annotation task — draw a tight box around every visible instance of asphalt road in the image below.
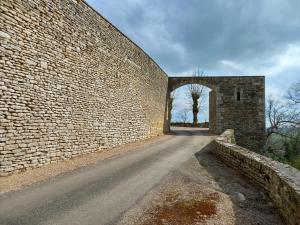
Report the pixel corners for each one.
[0,128,213,225]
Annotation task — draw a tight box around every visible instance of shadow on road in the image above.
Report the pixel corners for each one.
[170,127,214,137]
[193,143,284,225]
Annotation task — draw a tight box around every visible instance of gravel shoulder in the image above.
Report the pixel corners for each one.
[0,134,171,194]
[118,142,284,225]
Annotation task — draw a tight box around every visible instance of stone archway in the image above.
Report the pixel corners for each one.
[166,76,266,151]
[166,81,216,133]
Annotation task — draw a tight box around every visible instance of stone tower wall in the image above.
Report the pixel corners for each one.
[216,76,265,151]
[0,0,168,176]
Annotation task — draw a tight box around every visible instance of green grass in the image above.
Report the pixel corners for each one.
[289,155,300,170]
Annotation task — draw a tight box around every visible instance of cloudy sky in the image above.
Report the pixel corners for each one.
[87,0,300,122]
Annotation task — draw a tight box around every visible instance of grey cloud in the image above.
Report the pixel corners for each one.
[88,0,300,75]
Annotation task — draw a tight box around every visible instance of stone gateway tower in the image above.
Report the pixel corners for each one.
[0,0,265,176]
[167,76,265,151]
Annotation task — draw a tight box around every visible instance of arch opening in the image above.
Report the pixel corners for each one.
[166,75,266,151]
[167,83,216,134]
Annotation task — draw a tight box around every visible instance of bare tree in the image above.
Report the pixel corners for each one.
[179,108,189,123]
[265,83,300,168]
[187,68,205,127]
[266,95,300,138]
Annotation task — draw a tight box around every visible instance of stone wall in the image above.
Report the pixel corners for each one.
[209,90,216,132]
[216,76,265,151]
[0,0,168,176]
[213,130,300,225]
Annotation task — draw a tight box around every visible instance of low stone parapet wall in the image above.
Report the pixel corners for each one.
[213,129,300,225]
[170,122,209,128]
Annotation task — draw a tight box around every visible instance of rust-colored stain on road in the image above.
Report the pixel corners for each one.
[142,192,219,225]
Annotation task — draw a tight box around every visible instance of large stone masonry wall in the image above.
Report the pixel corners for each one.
[0,0,168,176]
[213,130,300,225]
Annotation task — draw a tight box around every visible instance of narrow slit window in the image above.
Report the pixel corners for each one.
[237,91,241,101]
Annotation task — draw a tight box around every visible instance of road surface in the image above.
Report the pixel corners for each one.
[0,128,213,225]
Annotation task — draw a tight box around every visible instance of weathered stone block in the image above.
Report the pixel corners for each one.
[0,31,10,39]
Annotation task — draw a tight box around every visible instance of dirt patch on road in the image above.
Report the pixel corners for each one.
[118,177,235,225]
[142,191,219,225]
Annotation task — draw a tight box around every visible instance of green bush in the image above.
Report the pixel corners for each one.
[289,156,300,170]
[264,131,300,170]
